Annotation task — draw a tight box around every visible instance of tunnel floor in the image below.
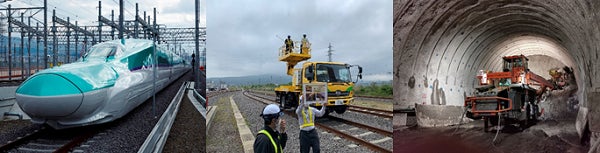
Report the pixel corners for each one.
[394,116,587,153]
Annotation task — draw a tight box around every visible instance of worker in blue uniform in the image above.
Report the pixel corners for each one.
[254,104,288,153]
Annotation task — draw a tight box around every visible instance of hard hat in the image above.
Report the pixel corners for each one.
[261,104,283,118]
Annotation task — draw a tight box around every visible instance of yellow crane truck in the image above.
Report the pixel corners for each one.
[274,38,362,114]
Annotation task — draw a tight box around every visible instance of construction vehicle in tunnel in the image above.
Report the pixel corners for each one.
[274,37,362,114]
[464,55,563,131]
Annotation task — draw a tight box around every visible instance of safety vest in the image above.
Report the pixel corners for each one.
[301,107,314,128]
[301,38,309,46]
[258,130,282,153]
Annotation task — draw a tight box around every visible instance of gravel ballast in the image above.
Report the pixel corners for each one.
[162,94,206,152]
[0,120,43,146]
[76,71,193,152]
[233,92,378,152]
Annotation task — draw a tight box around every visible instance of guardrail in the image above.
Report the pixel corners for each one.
[186,82,207,118]
[0,97,15,101]
[138,81,188,153]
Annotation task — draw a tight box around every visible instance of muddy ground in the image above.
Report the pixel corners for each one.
[394,116,588,153]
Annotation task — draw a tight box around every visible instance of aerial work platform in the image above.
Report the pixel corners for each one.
[279,41,311,75]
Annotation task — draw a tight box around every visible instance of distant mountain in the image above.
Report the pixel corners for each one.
[207,74,292,87]
[207,73,392,87]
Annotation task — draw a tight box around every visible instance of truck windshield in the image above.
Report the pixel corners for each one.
[83,44,117,59]
[316,64,351,83]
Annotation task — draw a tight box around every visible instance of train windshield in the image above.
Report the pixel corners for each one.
[83,45,118,60]
[315,64,352,83]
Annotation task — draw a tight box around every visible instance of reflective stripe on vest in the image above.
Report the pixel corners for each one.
[258,130,281,153]
[301,107,314,128]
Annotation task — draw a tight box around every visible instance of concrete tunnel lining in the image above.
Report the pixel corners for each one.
[394,0,600,132]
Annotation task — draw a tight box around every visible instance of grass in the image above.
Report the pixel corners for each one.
[352,99,393,111]
[247,89,392,111]
[354,82,392,98]
[245,82,394,99]
[206,96,243,152]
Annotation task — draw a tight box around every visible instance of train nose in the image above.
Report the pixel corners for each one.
[16,74,84,117]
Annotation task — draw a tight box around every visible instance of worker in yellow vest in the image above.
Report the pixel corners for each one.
[285,35,294,54]
[296,89,327,153]
[301,34,310,54]
[254,104,288,153]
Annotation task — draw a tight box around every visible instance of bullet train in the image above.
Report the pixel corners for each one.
[15,39,190,129]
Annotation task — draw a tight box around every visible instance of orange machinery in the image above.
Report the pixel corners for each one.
[464,55,557,131]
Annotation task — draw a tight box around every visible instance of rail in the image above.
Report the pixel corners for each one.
[138,82,188,153]
[243,91,392,153]
[348,105,393,118]
[0,128,46,151]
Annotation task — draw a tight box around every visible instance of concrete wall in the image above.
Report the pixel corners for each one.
[527,55,567,79]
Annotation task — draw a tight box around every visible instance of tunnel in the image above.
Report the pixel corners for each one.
[393,0,600,147]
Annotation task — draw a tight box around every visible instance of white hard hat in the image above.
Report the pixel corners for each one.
[262,104,281,115]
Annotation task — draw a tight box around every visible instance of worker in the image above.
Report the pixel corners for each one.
[254,104,288,153]
[296,86,326,153]
[191,53,196,73]
[285,35,294,54]
[301,34,310,54]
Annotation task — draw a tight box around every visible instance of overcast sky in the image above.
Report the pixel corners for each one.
[207,0,392,81]
[0,0,205,28]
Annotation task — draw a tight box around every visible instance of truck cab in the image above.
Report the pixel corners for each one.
[275,61,361,114]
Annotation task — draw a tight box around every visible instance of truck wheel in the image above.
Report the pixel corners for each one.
[484,117,489,132]
[489,116,499,126]
[323,109,331,117]
[531,104,539,123]
[521,103,531,130]
[290,93,298,108]
[280,94,288,109]
[287,93,296,109]
[335,106,347,114]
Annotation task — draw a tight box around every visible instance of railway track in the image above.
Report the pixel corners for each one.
[347,105,393,118]
[243,91,392,153]
[247,91,393,118]
[0,125,103,153]
[355,95,392,99]
[207,90,239,98]
[247,90,392,101]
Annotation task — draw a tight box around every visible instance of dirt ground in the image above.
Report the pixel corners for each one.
[394,116,589,153]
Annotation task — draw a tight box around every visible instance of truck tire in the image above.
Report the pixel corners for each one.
[285,93,295,109]
[324,109,331,117]
[335,106,347,114]
[280,94,289,109]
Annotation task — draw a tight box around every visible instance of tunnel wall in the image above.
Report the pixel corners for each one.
[527,55,566,79]
[394,0,600,128]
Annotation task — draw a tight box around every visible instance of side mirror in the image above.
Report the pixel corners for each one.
[355,66,363,82]
[307,75,314,81]
[306,66,314,81]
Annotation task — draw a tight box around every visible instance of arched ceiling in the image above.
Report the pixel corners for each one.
[394,0,600,107]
